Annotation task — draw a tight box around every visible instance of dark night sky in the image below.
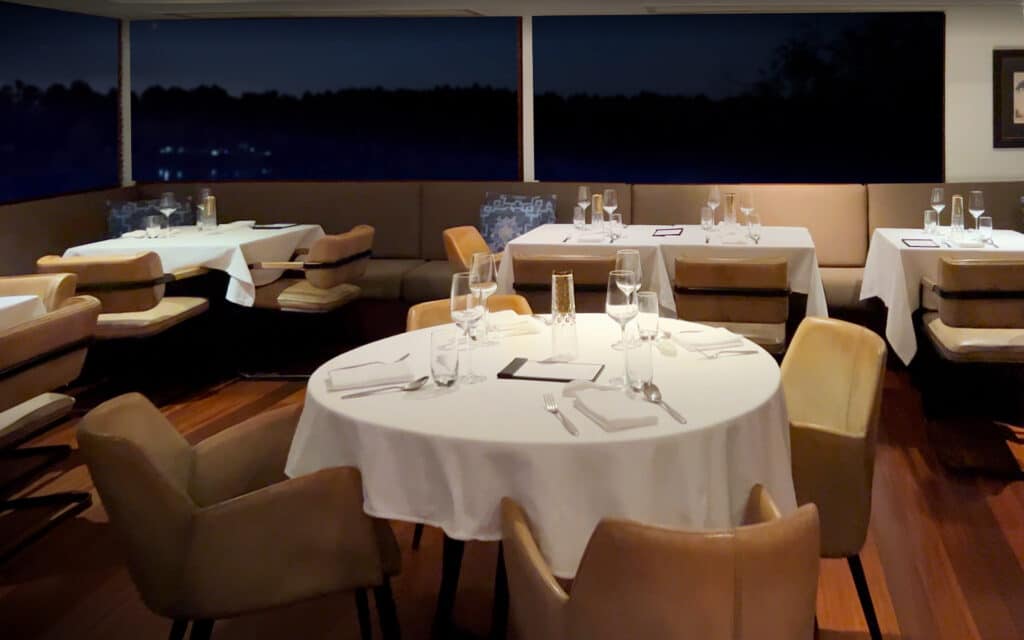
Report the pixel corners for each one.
[131,17,519,95]
[0,2,118,91]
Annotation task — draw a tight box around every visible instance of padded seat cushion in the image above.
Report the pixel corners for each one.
[402,261,454,303]
[923,312,1024,363]
[253,279,360,312]
[820,267,867,311]
[356,259,425,300]
[97,297,209,339]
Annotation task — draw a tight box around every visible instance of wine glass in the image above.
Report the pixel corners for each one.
[612,250,642,348]
[158,192,178,238]
[739,190,755,224]
[968,190,985,231]
[577,185,591,222]
[748,213,762,245]
[605,270,638,386]
[707,185,721,224]
[603,189,618,217]
[470,252,498,344]
[930,187,946,227]
[450,272,485,384]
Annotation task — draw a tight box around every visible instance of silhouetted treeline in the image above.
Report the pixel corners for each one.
[0,81,118,202]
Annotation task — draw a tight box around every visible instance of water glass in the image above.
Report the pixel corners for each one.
[610,212,624,240]
[430,327,459,387]
[198,194,218,230]
[979,217,993,244]
[625,325,653,393]
[923,209,937,235]
[700,206,714,231]
[144,215,164,239]
[637,291,659,340]
[747,212,762,244]
[573,205,586,230]
[951,195,965,235]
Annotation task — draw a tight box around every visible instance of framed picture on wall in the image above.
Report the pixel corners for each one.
[993,50,1024,147]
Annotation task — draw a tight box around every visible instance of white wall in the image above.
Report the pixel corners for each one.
[945,5,1024,182]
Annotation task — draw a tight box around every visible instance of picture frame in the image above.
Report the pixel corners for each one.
[993,49,1024,148]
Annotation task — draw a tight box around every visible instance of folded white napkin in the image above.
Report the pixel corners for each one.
[488,310,542,335]
[574,232,607,243]
[121,230,147,239]
[561,380,620,398]
[573,388,659,432]
[223,220,256,229]
[720,234,751,245]
[672,327,743,351]
[326,362,414,392]
[951,238,984,248]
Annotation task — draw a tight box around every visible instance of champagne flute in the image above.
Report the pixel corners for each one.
[612,250,642,348]
[707,185,721,225]
[739,190,755,224]
[748,212,762,245]
[603,189,618,241]
[968,190,985,231]
[577,185,591,222]
[470,252,498,344]
[606,270,638,386]
[158,192,178,238]
[450,272,485,384]
[930,187,945,227]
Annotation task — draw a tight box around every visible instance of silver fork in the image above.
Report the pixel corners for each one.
[697,348,759,360]
[543,393,579,436]
[331,352,410,371]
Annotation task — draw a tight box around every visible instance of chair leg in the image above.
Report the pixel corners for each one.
[355,589,372,640]
[431,535,465,638]
[490,542,509,640]
[412,523,424,550]
[168,619,190,640]
[189,619,214,640]
[847,554,882,640]
[375,578,401,640]
[0,491,93,565]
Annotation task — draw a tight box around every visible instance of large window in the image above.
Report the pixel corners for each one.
[533,13,945,183]
[0,4,119,203]
[131,18,520,182]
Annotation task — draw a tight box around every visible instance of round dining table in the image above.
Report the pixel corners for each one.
[285,313,797,579]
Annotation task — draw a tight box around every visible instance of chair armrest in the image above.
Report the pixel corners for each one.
[250,261,305,271]
[0,273,78,311]
[0,295,100,372]
[501,498,568,634]
[170,266,209,281]
[183,466,386,618]
[190,403,302,506]
[741,484,781,525]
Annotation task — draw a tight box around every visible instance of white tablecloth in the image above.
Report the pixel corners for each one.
[860,228,1024,364]
[0,295,46,333]
[496,224,828,318]
[63,224,325,307]
[286,314,797,578]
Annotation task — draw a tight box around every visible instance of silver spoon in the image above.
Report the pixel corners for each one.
[341,376,429,399]
[641,382,687,424]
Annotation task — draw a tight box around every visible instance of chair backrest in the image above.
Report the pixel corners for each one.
[935,258,1024,328]
[37,253,167,313]
[406,294,532,332]
[304,224,374,290]
[674,256,789,324]
[443,225,491,272]
[512,255,616,314]
[77,393,197,615]
[780,317,886,556]
[502,489,820,640]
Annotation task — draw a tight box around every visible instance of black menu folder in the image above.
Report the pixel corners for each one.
[653,227,684,237]
[253,223,299,230]
[497,358,604,383]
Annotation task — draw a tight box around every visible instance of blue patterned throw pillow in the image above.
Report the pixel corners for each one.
[479,193,557,252]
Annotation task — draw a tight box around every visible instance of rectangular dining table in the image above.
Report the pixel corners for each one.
[859,227,1024,364]
[496,223,829,318]
[63,223,325,307]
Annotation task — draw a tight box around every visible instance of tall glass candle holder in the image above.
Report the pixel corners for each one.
[551,270,578,362]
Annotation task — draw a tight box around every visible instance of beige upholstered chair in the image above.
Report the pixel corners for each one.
[512,255,616,313]
[442,225,501,272]
[502,486,820,640]
[920,258,1024,363]
[675,256,790,354]
[251,224,373,312]
[781,317,887,640]
[36,253,208,340]
[0,273,100,561]
[77,393,401,640]
[406,294,533,332]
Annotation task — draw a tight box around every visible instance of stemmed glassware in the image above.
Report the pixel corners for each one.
[577,186,591,224]
[739,190,755,224]
[968,190,985,231]
[930,187,946,228]
[748,213,762,244]
[707,185,722,226]
[603,189,618,240]
[614,249,643,347]
[158,192,178,238]
[450,272,485,384]
[469,252,498,344]
[605,270,639,387]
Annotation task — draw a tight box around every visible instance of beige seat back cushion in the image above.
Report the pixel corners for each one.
[443,226,492,272]
[37,252,166,313]
[513,255,617,314]
[304,224,374,290]
[868,181,1024,235]
[407,294,532,332]
[632,184,867,267]
[675,257,789,324]
[937,258,1024,329]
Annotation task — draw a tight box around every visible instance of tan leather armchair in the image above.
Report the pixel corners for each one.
[37,253,209,340]
[511,254,616,313]
[0,272,100,562]
[442,225,501,272]
[251,224,374,312]
[675,256,790,354]
[781,316,886,640]
[406,294,532,332]
[77,392,401,640]
[502,486,820,640]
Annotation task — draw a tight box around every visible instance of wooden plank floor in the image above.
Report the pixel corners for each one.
[1,369,1023,639]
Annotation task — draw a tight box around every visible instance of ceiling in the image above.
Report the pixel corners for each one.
[9,0,1024,19]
